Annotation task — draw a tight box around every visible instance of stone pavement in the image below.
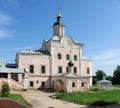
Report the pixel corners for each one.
[15,90,87,108]
[12,90,120,108]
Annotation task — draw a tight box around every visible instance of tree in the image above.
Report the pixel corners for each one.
[106,75,112,81]
[95,70,106,81]
[112,65,120,84]
[1,82,10,97]
[92,76,97,85]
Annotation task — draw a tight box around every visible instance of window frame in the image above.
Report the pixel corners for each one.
[57,53,62,60]
[87,67,90,74]
[66,67,69,72]
[41,65,46,73]
[29,65,34,73]
[81,82,85,87]
[74,55,77,61]
[58,66,62,73]
[72,82,75,87]
[41,82,45,87]
[66,54,70,60]
[30,81,34,87]
[73,67,77,73]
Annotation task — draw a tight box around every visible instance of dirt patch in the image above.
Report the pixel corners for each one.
[0,98,31,108]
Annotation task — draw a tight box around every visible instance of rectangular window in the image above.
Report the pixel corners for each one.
[72,82,75,87]
[41,82,45,87]
[81,82,85,87]
[29,65,34,73]
[66,67,69,72]
[87,68,90,74]
[41,65,46,73]
[74,67,77,73]
[30,81,34,87]
[58,66,62,73]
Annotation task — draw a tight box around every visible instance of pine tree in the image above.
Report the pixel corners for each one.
[1,82,10,97]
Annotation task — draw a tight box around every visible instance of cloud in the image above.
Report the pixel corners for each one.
[0,13,13,38]
[90,49,120,75]
[13,47,34,52]
[90,49,120,73]
[0,0,19,39]
[0,13,13,27]
[0,29,12,38]
[91,49,120,61]
[6,0,19,7]
[0,0,19,8]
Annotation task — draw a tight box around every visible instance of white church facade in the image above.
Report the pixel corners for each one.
[0,12,92,92]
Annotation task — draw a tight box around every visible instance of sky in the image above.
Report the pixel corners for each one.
[0,0,120,76]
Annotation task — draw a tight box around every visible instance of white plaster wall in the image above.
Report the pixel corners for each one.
[28,76,50,89]
[17,54,50,76]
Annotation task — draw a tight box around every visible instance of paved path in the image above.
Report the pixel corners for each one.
[14,90,87,108]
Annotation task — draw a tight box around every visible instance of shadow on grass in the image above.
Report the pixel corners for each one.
[91,101,115,106]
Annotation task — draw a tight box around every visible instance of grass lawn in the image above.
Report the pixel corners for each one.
[113,84,120,88]
[0,93,31,106]
[55,90,120,106]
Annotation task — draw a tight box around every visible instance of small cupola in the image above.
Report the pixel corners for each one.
[53,10,66,39]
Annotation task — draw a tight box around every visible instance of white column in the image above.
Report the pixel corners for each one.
[8,73,11,79]
[18,74,23,84]
[23,73,29,89]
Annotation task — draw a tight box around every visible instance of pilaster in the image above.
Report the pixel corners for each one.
[23,73,29,89]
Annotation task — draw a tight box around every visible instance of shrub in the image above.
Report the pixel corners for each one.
[89,86,99,91]
[1,82,10,97]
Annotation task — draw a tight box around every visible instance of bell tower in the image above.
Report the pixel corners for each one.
[53,9,66,39]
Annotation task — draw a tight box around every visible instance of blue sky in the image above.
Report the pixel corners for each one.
[0,0,120,76]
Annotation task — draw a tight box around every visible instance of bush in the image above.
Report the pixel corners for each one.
[89,86,99,91]
[1,82,10,97]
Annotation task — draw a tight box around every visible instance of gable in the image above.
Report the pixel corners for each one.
[61,36,83,49]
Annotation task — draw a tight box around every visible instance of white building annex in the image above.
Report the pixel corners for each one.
[0,12,92,92]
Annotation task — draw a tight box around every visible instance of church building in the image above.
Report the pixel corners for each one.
[0,12,92,92]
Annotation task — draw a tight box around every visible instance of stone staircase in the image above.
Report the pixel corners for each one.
[0,78,24,91]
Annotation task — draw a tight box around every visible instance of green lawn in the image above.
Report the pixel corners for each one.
[113,84,120,88]
[55,90,120,106]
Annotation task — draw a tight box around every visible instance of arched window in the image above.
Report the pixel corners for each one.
[66,54,70,60]
[74,55,77,61]
[72,82,75,87]
[57,53,62,59]
[58,66,62,73]
[73,67,77,73]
